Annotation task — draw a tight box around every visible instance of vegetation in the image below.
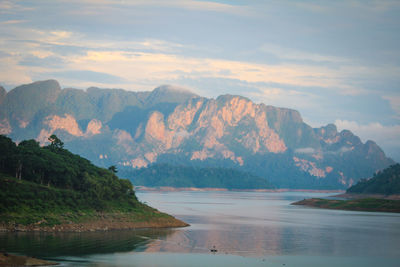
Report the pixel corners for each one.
[292,198,400,213]
[123,163,272,189]
[0,134,135,202]
[292,165,400,213]
[346,164,400,195]
[0,135,186,229]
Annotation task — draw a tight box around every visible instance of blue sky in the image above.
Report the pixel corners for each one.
[0,0,399,161]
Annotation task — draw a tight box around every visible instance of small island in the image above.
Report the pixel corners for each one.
[0,135,188,232]
[292,164,400,213]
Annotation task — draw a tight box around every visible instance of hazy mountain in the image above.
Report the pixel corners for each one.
[0,80,395,189]
[0,86,6,105]
[145,85,198,107]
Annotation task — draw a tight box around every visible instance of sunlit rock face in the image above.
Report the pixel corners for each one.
[0,80,394,189]
[85,119,102,136]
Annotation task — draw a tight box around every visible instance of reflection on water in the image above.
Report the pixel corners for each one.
[1,191,400,266]
[138,191,400,258]
[0,229,176,257]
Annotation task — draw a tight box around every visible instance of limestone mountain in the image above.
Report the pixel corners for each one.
[0,86,6,105]
[0,80,395,189]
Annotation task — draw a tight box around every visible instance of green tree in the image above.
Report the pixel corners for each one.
[48,134,64,151]
[108,165,118,173]
[0,135,17,176]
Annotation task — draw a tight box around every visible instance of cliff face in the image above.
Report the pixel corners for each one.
[0,86,6,105]
[0,80,394,189]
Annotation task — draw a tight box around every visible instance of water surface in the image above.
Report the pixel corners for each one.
[1,191,399,266]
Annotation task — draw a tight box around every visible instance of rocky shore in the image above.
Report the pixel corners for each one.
[0,252,58,266]
[0,212,189,233]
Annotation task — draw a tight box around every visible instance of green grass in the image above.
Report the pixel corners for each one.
[0,174,176,227]
[293,198,400,213]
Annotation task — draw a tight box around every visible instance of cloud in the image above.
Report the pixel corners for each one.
[19,55,65,68]
[75,0,249,15]
[383,95,400,119]
[248,86,322,113]
[1,0,399,142]
[0,1,34,13]
[295,147,316,154]
[66,49,363,92]
[0,20,27,25]
[324,146,353,155]
[44,70,126,84]
[259,43,347,64]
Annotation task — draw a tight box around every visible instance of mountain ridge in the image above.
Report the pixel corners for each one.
[0,80,394,189]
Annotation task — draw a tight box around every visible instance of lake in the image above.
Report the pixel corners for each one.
[1,191,399,266]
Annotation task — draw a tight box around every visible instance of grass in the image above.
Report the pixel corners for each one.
[0,174,186,229]
[293,198,400,213]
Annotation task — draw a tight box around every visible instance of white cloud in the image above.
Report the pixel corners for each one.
[0,1,34,14]
[0,20,27,25]
[295,147,316,154]
[259,43,347,64]
[60,49,367,92]
[70,0,250,15]
[383,95,400,119]
[248,86,322,113]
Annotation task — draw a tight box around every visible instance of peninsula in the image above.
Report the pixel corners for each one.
[0,135,188,232]
[292,164,400,213]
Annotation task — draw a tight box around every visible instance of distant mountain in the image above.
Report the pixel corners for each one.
[0,86,6,105]
[0,80,395,189]
[145,85,198,107]
[347,164,400,195]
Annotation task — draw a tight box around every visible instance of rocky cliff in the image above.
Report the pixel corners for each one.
[0,80,394,189]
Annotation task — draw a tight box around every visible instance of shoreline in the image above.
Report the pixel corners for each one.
[135,186,345,193]
[292,198,400,213]
[334,193,400,200]
[0,219,189,233]
[0,252,58,266]
[0,211,189,233]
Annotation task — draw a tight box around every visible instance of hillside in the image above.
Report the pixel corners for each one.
[346,164,400,195]
[292,198,400,213]
[124,164,272,189]
[0,135,187,231]
[0,80,395,189]
[293,165,400,213]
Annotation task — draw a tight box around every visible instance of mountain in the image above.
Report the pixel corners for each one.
[0,86,6,105]
[145,85,198,106]
[346,164,400,195]
[0,80,395,189]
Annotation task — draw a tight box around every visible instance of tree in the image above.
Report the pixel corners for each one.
[0,135,17,175]
[48,134,64,151]
[108,165,118,173]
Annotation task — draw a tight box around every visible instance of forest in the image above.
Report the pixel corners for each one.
[0,134,143,226]
[346,164,400,195]
[124,163,272,189]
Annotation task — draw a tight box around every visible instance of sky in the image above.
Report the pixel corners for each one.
[0,0,399,161]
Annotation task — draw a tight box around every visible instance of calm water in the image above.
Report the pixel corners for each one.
[1,191,399,266]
